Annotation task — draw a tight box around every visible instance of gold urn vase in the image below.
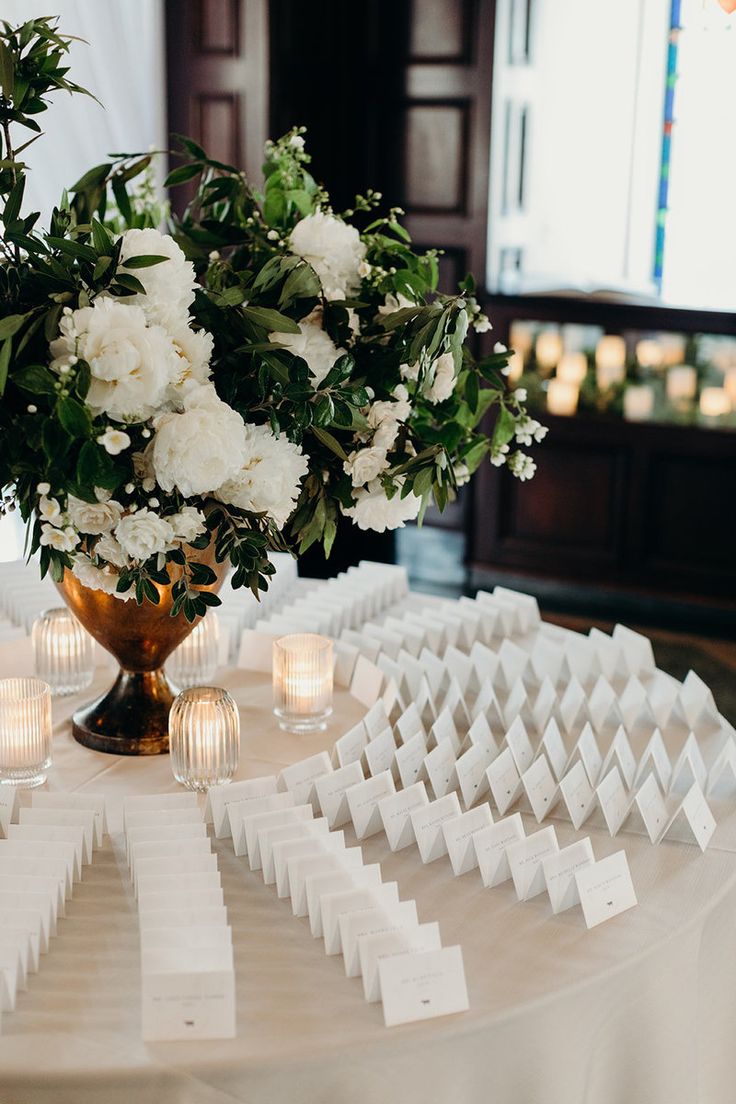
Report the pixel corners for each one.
[56,548,229,756]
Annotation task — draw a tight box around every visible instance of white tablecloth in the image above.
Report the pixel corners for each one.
[1,651,736,1104]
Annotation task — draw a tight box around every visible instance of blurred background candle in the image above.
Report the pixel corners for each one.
[535,330,563,374]
[506,349,524,382]
[32,607,94,696]
[636,339,665,370]
[556,352,588,386]
[0,677,52,788]
[546,378,579,416]
[666,364,697,402]
[509,321,534,361]
[699,387,730,418]
[167,612,220,689]
[595,336,626,389]
[273,633,333,733]
[623,384,655,422]
[169,685,240,792]
[724,368,736,407]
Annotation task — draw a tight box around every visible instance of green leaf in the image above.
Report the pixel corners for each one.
[311,426,348,461]
[0,39,15,97]
[121,254,168,269]
[93,255,112,281]
[113,272,146,294]
[11,363,56,395]
[70,163,111,193]
[3,176,24,225]
[492,405,517,450]
[91,217,114,254]
[241,305,300,334]
[164,162,202,187]
[57,396,92,438]
[0,338,11,395]
[278,263,320,308]
[111,176,132,224]
[0,313,29,340]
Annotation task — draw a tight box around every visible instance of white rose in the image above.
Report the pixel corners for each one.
[367,393,412,427]
[39,524,78,552]
[50,298,180,422]
[268,309,345,386]
[426,351,457,404]
[343,446,389,487]
[115,509,175,562]
[168,506,207,543]
[372,419,400,452]
[289,211,366,300]
[400,361,420,382]
[94,533,129,568]
[117,228,197,329]
[67,495,123,535]
[342,478,422,533]
[215,424,308,528]
[72,555,132,600]
[152,384,247,498]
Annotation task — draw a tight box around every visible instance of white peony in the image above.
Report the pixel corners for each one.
[289,211,366,300]
[268,310,345,386]
[117,228,197,329]
[152,384,247,498]
[425,351,457,404]
[168,506,207,543]
[215,424,308,527]
[342,478,422,533]
[72,555,132,600]
[67,495,123,535]
[115,509,175,562]
[39,524,78,552]
[50,298,179,422]
[167,322,214,399]
[94,533,129,568]
[343,446,389,487]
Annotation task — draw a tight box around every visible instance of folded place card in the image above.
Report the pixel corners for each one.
[442,805,493,876]
[279,752,333,809]
[486,747,523,817]
[575,850,637,928]
[245,805,313,870]
[363,700,392,739]
[125,822,208,867]
[365,727,399,780]
[504,717,535,775]
[667,782,716,852]
[471,682,505,732]
[498,639,530,686]
[472,814,525,889]
[0,908,42,968]
[340,899,419,978]
[441,678,471,732]
[428,708,461,755]
[141,944,235,1042]
[588,676,623,736]
[258,818,329,885]
[506,826,559,901]
[539,718,568,783]
[321,882,400,956]
[314,761,365,828]
[455,743,494,810]
[410,794,462,864]
[707,742,736,799]
[306,864,383,938]
[19,807,96,862]
[124,791,198,829]
[395,703,426,746]
[140,926,232,955]
[572,723,604,787]
[595,767,632,837]
[0,787,18,837]
[138,870,221,903]
[424,738,459,800]
[378,945,469,1028]
[559,678,589,736]
[542,838,595,913]
[613,623,655,675]
[7,824,85,879]
[378,783,429,852]
[230,792,296,858]
[559,761,596,831]
[345,771,396,839]
[33,792,107,846]
[503,680,530,732]
[0,929,32,985]
[272,833,346,899]
[0,887,54,946]
[0,861,65,914]
[415,678,438,729]
[634,728,672,791]
[207,775,278,837]
[521,755,560,823]
[289,847,363,916]
[130,837,213,884]
[135,854,218,899]
[679,671,720,734]
[360,921,442,1003]
[464,714,500,759]
[333,722,369,769]
[350,655,384,709]
[532,678,558,733]
[600,726,637,790]
[395,731,429,791]
[670,734,707,794]
[0,841,74,894]
[138,904,227,929]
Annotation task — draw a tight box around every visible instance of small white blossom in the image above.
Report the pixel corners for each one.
[72,555,132,600]
[514,416,548,447]
[37,482,51,496]
[473,315,492,333]
[98,428,131,456]
[515,388,528,402]
[491,443,510,467]
[426,351,457,404]
[267,229,279,241]
[27,404,37,414]
[39,524,78,552]
[508,450,537,481]
[494,342,507,354]
[38,496,63,527]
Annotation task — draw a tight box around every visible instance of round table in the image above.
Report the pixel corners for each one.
[1,627,736,1104]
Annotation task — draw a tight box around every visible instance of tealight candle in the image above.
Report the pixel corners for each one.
[595,336,626,389]
[273,633,333,733]
[666,364,697,402]
[556,352,588,386]
[169,686,240,792]
[32,607,94,696]
[509,322,534,360]
[699,387,731,418]
[167,612,220,689]
[635,339,665,370]
[0,677,52,788]
[546,378,579,417]
[507,350,524,382]
[724,368,736,405]
[535,330,563,373]
[623,384,655,422]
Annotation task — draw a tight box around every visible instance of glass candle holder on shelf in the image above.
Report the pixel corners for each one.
[623,384,655,422]
[699,386,731,419]
[0,677,52,788]
[273,633,333,733]
[546,378,579,417]
[666,364,697,404]
[725,368,736,406]
[556,352,588,386]
[595,336,626,389]
[169,686,240,792]
[31,607,94,697]
[535,330,563,374]
[167,612,220,689]
[635,339,665,371]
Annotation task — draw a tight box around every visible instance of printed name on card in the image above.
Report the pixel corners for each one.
[289,847,364,917]
[306,865,382,938]
[345,771,396,839]
[486,747,523,816]
[207,776,278,837]
[359,921,442,1003]
[378,945,469,1028]
[314,761,365,828]
[340,899,419,978]
[472,813,525,889]
[559,761,596,831]
[521,755,560,823]
[378,783,429,852]
[506,826,559,901]
[395,731,429,791]
[575,850,637,928]
[542,838,594,913]
[321,882,400,956]
[279,752,333,808]
[333,722,369,769]
[442,805,493,876]
[230,792,296,857]
[410,794,461,864]
[455,743,493,810]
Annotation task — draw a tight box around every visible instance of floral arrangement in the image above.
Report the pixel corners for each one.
[0,18,545,619]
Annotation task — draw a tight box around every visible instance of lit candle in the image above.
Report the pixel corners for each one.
[556,352,588,386]
[666,364,697,402]
[535,330,563,373]
[509,321,534,360]
[724,368,736,405]
[507,349,524,382]
[595,336,626,389]
[699,387,731,418]
[32,607,94,697]
[273,633,333,733]
[635,339,665,370]
[623,384,655,422]
[546,378,579,417]
[0,677,52,788]
[167,612,220,689]
[169,686,240,792]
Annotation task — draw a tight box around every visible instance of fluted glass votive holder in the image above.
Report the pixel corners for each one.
[166,612,220,689]
[273,633,333,733]
[0,677,53,788]
[32,607,94,696]
[169,686,240,792]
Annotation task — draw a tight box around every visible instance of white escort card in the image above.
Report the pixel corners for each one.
[314,761,365,828]
[306,865,383,938]
[424,738,459,800]
[321,882,400,956]
[486,747,523,816]
[359,921,442,1003]
[595,767,632,837]
[245,804,313,869]
[0,787,18,837]
[230,792,296,858]
[378,945,469,1028]
[559,761,596,831]
[455,743,494,810]
[575,850,637,928]
[521,756,560,823]
[365,727,398,780]
[345,771,396,839]
[339,899,419,978]
[542,838,595,913]
[395,731,429,790]
[378,783,429,852]
[289,848,364,917]
[279,751,333,808]
[506,826,559,901]
[442,805,493,876]
[206,775,278,837]
[33,791,107,845]
[7,823,85,880]
[272,832,346,899]
[258,818,330,885]
[472,814,525,889]
[19,807,96,862]
[333,722,369,768]
[410,794,461,864]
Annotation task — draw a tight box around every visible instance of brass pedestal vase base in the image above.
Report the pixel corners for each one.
[72,668,177,756]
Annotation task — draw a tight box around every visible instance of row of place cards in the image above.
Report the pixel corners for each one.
[206,777,469,1027]
[122,792,235,1042]
[0,788,106,1030]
